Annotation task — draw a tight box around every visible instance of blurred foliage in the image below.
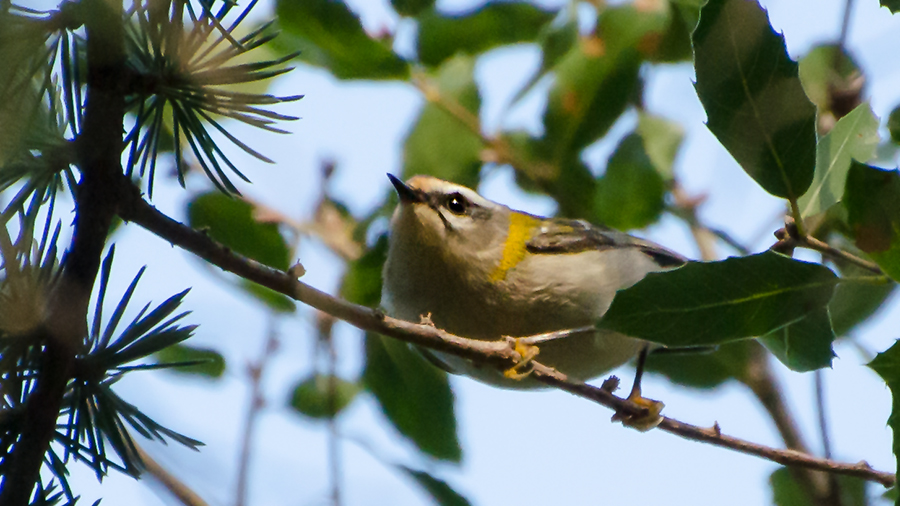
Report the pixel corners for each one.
[889,105,900,145]
[155,343,226,378]
[843,162,900,281]
[646,340,752,389]
[289,374,360,419]
[275,0,408,79]
[398,465,473,506]
[416,2,555,67]
[363,333,461,462]
[402,55,483,188]
[770,467,868,506]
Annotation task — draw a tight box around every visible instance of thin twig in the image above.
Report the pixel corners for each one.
[672,192,833,500]
[410,72,557,182]
[741,343,831,501]
[137,444,209,506]
[117,188,896,488]
[320,314,342,506]
[235,318,279,506]
[836,0,855,68]
[816,369,844,505]
[773,222,883,275]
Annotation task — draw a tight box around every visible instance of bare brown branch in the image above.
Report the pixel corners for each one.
[118,187,896,489]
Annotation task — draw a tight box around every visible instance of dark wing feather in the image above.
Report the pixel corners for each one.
[526,218,687,268]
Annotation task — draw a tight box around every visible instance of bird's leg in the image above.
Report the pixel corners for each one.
[612,344,665,431]
[502,336,541,380]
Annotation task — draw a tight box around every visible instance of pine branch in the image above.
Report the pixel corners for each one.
[0,1,126,503]
[118,186,897,489]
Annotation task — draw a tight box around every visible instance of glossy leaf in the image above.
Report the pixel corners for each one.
[871,341,900,506]
[187,192,290,271]
[275,0,409,80]
[770,466,868,506]
[402,55,482,188]
[595,133,665,230]
[289,374,360,419]
[881,0,900,14]
[693,0,817,200]
[417,2,555,67]
[843,162,900,281]
[398,466,473,506]
[798,103,880,218]
[597,252,838,347]
[758,308,835,371]
[155,344,226,378]
[363,334,460,462]
[646,340,752,389]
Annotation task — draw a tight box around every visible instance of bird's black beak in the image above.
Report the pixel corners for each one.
[387,173,424,204]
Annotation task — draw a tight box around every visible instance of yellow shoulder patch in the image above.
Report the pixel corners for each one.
[489,213,538,282]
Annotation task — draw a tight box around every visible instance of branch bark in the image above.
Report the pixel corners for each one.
[118,187,896,489]
[0,1,125,503]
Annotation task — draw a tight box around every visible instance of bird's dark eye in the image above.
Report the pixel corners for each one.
[446,193,468,215]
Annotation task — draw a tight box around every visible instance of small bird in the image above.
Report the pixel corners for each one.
[381,174,686,411]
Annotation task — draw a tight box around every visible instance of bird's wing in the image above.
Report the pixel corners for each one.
[525,218,687,268]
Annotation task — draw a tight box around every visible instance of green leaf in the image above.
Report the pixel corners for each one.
[155,344,226,378]
[340,234,388,308]
[889,105,900,145]
[829,261,895,337]
[646,340,752,389]
[770,466,868,506]
[542,4,666,161]
[416,2,556,67]
[363,334,460,462]
[391,0,435,17]
[508,19,578,108]
[397,466,472,506]
[505,132,598,218]
[402,55,482,188]
[758,308,835,371]
[843,162,900,281]
[871,341,900,506]
[597,252,838,347]
[798,103,880,218]
[636,112,684,180]
[881,0,900,14]
[692,0,817,200]
[798,44,863,113]
[289,374,360,419]
[648,3,697,63]
[187,192,290,270]
[594,133,666,230]
[275,0,409,80]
